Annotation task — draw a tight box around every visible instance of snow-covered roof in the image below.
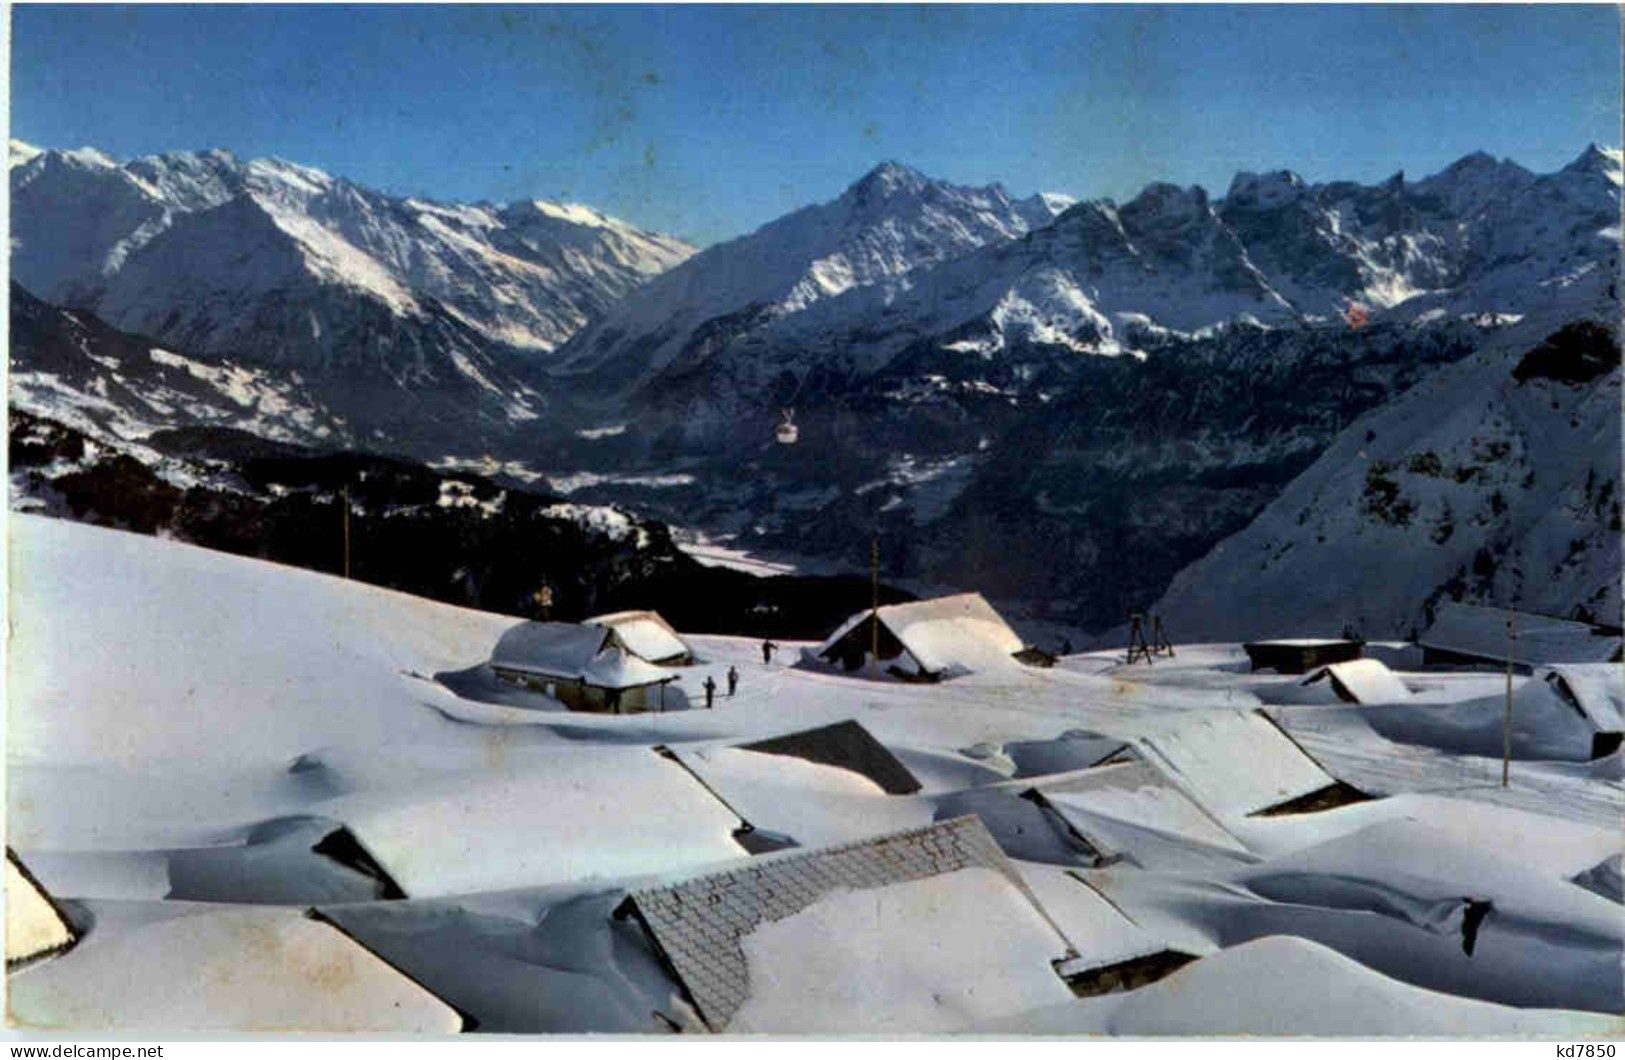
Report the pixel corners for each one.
[1305,658,1413,704]
[490,622,675,688]
[585,610,691,662]
[1422,602,1622,667]
[580,645,677,689]
[1004,732,1133,777]
[1543,664,1624,732]
[622,816,1073,1031]
[490,621,611,677]
[1032,761,1250,859]
[334,749,745,898]
[1017,865,1174,977]
[818,592,1025,675]
[1248,638,1359,648]
[7,901,462,1032]
[6,849,77,967]
[1134,710,1336,819]
[725,866,1077,1033]
[1238,818,1624,970]
[1342,673,1609,762]
[739,720,922,795]
[316,888,687,1034]
[666,743,932,849]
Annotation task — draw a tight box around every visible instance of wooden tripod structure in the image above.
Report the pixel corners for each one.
[1125,613,1155,665]
[1126,612,1176,665]
[1151,615,1175,657]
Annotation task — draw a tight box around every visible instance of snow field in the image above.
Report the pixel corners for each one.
[8,515,1621,1033]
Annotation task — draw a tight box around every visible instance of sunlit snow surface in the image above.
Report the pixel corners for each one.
[7,515,1621,1034]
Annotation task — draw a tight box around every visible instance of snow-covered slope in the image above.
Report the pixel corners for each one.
[986,935,1619,1036]
[9,283,349,449]
[10,139,693,369]
[550,161,1071,387]
[1150,314,1622,639]
[6,281,546,456]
[6,514,516,777]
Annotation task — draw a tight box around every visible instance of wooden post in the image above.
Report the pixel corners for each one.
[870,535,880,675]
[341,484,351,579]
[1502,613,1515,788]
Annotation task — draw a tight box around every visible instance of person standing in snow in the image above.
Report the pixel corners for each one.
[703,675,717,709]
[761,640,778,665]
[727,666,739,696]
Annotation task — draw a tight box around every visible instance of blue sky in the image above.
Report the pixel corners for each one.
[12,4,1621,245]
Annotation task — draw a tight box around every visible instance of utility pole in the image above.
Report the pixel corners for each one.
[1502,613,1515,788]
[341,483,351,580]
[870,534,880,674]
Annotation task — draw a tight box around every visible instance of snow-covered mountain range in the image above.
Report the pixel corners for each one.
[551,161,1073,388]
[15,139,1617,446]
[9,139,1621,635]
[568,147,1619,438]
[11,141,693,358]
[538,147,1618,636]
[9,141,693,443]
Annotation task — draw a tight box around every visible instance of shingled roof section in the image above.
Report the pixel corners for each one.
[738,720,922,795]
[620,815,1072,1031]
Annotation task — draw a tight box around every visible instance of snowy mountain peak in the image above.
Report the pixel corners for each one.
[1125,181,1211,220]
[1447,150,1505,173]
[1053,197,1121,224]
[1016,191,1079,229]
[1564,143,1623,184]
[1411,150,1536,219]
[245,154,336,193]
[523,200,619,230]
[17,143,121,172]
[553,160,1052,382]
[1431,150,1534,182]
[1224,169,1309,210]
[846,160,931,199]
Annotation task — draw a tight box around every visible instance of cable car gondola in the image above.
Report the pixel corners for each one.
[775,408,799,445]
